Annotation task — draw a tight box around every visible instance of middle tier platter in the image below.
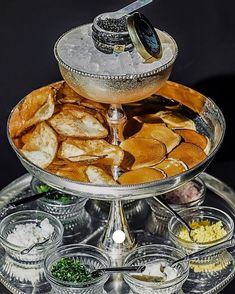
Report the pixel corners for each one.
[7,81,225,200]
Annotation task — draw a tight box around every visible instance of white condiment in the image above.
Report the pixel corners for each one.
[7,218,54,248]
[133,261,178,282]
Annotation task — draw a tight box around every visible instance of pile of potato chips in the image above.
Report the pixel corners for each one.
[9,81,210,185]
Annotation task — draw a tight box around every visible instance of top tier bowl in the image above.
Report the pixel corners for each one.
[54,24,178,104]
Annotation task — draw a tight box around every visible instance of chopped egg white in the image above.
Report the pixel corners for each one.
[6,218,54,249]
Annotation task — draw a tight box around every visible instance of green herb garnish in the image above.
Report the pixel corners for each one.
[51,257,98,283]
[36,184,73,205]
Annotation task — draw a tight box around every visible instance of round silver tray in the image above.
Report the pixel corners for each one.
[0,172,235,294]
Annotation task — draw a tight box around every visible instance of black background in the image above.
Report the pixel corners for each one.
[0,0,235,292]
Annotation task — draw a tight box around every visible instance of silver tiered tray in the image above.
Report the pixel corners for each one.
[0,173,235,294]
[7,81,226,259]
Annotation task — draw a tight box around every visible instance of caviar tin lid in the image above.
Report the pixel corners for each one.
[127,12,162,63]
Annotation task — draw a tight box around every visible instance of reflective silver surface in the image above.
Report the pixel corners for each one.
[0,173,235,294]
[8,82,225,200]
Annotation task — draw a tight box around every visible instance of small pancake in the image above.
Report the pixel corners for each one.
[174,129,211,155]
[153,158,188,177]
[120,138,166,170]
[134,114,165,125]
[123,118,143,139]
[156,110,196,130]
[118,167,166,185]
[58,139,124,166]
[168,142,207,168]
[85,166,117,185]
[125,103,162,118]
[21,122,58,168]
[49,104,108,139]
[133,124,181,153]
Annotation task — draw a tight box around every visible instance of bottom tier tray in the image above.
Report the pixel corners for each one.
[0,173,235,294]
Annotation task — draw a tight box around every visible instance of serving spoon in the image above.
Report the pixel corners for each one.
[90,265,146,278]
[20,237,51,255]
[107,0,153,19]
[171,235,235,267]
[132,236,235,282]
[153,197,195,241]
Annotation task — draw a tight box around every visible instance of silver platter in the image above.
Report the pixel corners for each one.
[0,172,235,294]
[8,82,225,200]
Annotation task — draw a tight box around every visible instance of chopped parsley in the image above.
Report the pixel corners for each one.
[51,257,99,283]
[36,184,73,205]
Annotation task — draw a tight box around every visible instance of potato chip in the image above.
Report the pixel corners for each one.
[49,104,108,138]
[55,81,83,104]
[80,98,107,111]
[85,166,117,185]
[21,122,58,168]
[59,139,124,166]
[9,86,56,138]
[53,165,89,182]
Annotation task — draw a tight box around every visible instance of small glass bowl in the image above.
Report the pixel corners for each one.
[31,178,87,221]
[44,244,110,294]
[123,244,189,294]
[168,206,234,264]
[0,210,63,264]
[147,178,206,236]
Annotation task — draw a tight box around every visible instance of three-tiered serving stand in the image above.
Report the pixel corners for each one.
[2,5,232,294]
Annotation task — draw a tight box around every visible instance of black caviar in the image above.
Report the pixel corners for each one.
[97,16,128,32]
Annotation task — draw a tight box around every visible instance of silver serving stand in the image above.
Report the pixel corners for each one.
[7,80,225,265]
[0,173,235,294]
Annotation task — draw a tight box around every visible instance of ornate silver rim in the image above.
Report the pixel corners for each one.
[54,24,178,80]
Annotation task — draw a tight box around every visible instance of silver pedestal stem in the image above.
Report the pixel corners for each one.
[99,200,136,265]
[99,104,136,265]
[107,104,127,145]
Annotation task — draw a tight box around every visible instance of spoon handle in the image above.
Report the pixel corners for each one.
[20,237,50,255]
[97,265,146,273]
[172,236,235,266]
[9,190,58,207]
[113,0,153,18]
[153,197,192,232]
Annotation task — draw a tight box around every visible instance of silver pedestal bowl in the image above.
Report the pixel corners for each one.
[8,81,225,264]
[8,83,225,199]
[7,22,225,263]
[54,25,177,104]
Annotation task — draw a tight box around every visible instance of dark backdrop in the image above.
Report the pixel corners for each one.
[0,1,235,292]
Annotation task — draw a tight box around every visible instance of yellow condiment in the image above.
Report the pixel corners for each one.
[190,250,231,273]
[178,220,227,243]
